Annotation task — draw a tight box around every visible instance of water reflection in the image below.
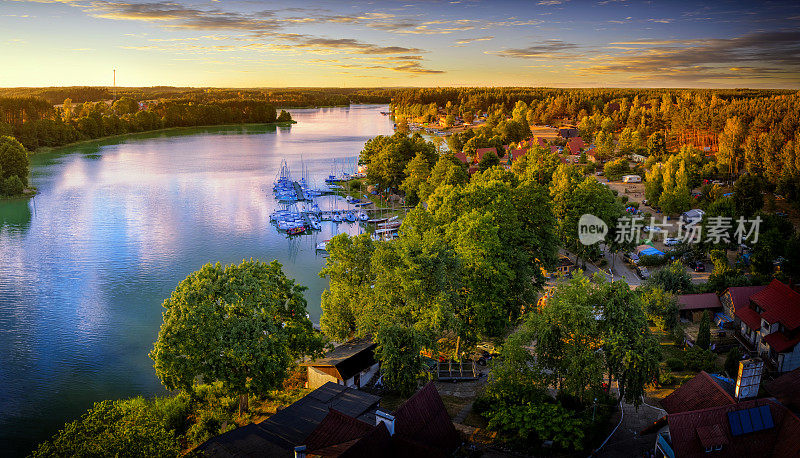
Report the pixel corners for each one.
[0,105,392,456]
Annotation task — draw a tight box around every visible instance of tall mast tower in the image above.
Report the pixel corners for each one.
[113,69,116,103]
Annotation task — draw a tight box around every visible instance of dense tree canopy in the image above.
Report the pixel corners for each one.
[150,260,326,406]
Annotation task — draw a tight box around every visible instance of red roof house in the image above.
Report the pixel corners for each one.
[721,285,767,322]
[567,136,585,154]
[734,280,800,372]
[453,151,469,164]
[659,398,800,457]
[660,371,736,414]
[474,147,497,164]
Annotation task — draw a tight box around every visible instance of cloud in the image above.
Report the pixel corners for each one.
[537,0,568,5]
[490,40,579,59]
[454,36,494,45]
[584,30,800,83]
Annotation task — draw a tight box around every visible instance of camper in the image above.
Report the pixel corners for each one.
[622,174,641,183]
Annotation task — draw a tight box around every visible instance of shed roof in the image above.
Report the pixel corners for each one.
[474,147,497,163]
[392,382,461,455]
[723,285,767,314]
[677,293,722,311]
[302,338,377,381]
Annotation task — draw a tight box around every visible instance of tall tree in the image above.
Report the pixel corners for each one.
[150,260,326,415]
[0,136,29,186]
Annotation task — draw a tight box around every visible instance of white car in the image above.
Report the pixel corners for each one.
[643,226,664,233]
[664,238,680,246]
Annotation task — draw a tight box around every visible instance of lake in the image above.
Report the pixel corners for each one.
[0,104,394,455]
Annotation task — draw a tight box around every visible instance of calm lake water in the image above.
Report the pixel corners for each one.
[0,104,394,455]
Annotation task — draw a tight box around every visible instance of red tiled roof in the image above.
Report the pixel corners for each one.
[764,331,800,353]
[735,305,763,331]
[666,398,800,457]
[453,151,469,164]
[550,145,560,154]
[724,286,767,315]
[568,136,585,153]
[507,148,527,161]
[752,279,800,330]
[305,409,375,453]
[765,367,800,412]
[678,293,722,311]
[474,147,497,163]
[393,382,461,454]
[660,371,735,414]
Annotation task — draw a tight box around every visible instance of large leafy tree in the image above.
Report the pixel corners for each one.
[360,132,436,191]
[0,135,29,187]
[150,259,326,414]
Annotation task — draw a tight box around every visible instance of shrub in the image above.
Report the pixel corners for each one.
[724,347,742,378]
[658,367,675,386]
[684,346,717,372]
[638,254,668,267]
[666,358,685,372]
[2,174,24,196]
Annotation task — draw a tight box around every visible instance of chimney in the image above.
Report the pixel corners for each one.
[375,409,395,436]
[294,445,306,458]
[735,358,763,400]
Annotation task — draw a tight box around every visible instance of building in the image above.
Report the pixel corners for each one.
[452,151,469,164]
[720,285,767,326]
[734,279,800,372]
[567,136,585,154]
[473,147,497,163]
[680,209,706,227]
[543,256,576,278]
[558,127,579,138]
[677,293,723,323]
[652,367,800,457]
[197,382,381,457]
[198,382,461,458]
[302,338,379,389]
[765,367,800,413]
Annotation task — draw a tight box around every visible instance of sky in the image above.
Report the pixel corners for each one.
[1,0,799,88]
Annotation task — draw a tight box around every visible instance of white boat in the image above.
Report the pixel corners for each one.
[333,213,343,222]
[316,240,328,251]
[358,212,369,221]
[345,212,356,222]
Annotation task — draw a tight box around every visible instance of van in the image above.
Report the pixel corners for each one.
[622,175,641,183]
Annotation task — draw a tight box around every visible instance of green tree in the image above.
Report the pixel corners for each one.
[2,175,24,196]
[603,157,630,181]
[697,310,711,350]
[360,133,436,191]
[31,398,179,458]
[374,325,428,396]
[150,259,326,415]
[0,136,29,186]
[399,152,432,205]
[645,261,693,294]
[640,287,679,331]
[733,173,764,217]
[647,132,667,159]
[277,110,293,122]
[112,96,139,116]
[477,149,500,172]
[724,347,741,378]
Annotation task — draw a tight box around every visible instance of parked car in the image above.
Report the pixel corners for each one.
[643,225,664,233]
[664,237,680,246]
[623,252,640,264]
[775,211,788,217]
[693,261,706,272]
[636,265,650,279]
[596,171,604,176]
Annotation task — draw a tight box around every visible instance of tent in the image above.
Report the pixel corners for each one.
[636,244,664,257]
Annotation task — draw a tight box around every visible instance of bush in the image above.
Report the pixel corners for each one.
[724,347,742,378]
[2,174,24,196]
[666,358,685,372]
[638,254,668,267]
[684,346,717,372]
[658,367,675,386]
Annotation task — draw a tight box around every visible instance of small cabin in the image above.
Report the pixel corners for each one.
[302,338,379,390]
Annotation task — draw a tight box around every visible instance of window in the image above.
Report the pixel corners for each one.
[705,446,713,453]
[715,445,723,451]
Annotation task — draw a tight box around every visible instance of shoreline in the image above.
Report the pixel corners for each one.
[33,120,297,155]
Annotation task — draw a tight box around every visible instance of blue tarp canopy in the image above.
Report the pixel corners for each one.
[638,247,664,257]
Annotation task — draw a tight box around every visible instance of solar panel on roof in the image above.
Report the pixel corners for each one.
[759,405,774,429]
[739,409,753,434]
[750,406,764,430]
[728,411,743,436]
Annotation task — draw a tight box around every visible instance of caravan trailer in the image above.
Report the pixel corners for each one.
[622,175,641,183]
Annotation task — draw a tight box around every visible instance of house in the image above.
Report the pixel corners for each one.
[660,371,735,414]
[653,367,800,457]
[632,153,647,163]
[655,398,800,457]
[585,146,599,163]
[567,136,585,154]
[558,127,579,139]
[473,147,497,164]
[734,279,800,372]
[677,293,723,323]
[302,338,379,389]
[199,382,461,458]
[681,209,706,226]
[452,151,469,164]
[506,147,527,163]
[720,285,767,326]
[544,256,575,278]
[197,382,381,457]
